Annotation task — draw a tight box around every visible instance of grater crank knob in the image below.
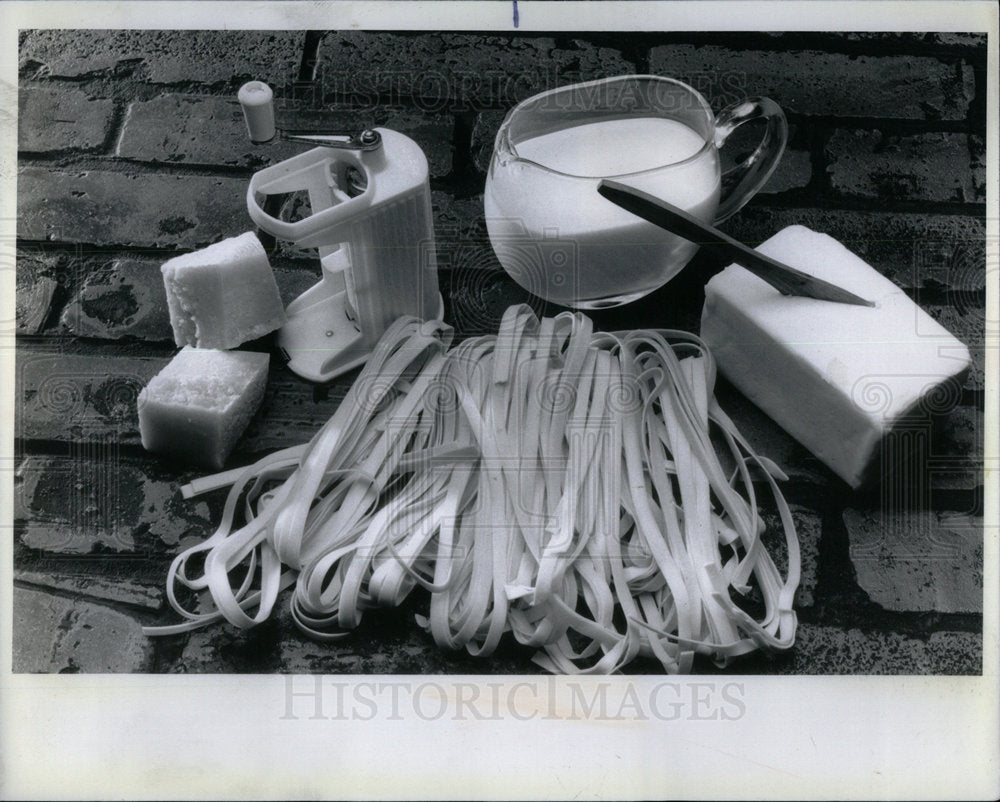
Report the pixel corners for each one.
[237,81,276,143]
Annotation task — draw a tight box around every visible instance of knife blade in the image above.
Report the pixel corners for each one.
[597,179,875,307]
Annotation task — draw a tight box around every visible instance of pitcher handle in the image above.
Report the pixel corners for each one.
[712,97,788,223]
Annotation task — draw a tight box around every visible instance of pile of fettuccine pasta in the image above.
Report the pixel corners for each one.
[146,305,799,673]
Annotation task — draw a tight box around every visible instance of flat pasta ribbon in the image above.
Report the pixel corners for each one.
[146,306,799,674]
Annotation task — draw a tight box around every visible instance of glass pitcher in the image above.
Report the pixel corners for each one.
[483,75,788,308]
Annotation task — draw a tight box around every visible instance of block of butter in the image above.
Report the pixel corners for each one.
[137,347,269,469]
[701,225,970,489]
[162,232,286,350]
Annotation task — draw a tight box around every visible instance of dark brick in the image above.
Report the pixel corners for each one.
[777,624,980,674]
[827,130,982,204]
[757,32,987,52]
[240,370,350,454]
[956,340,986,398]
[713,381,832,485]
[929,464,983,495]
[19,30,305,86]
[272,263,321,307]
[836,404,982,496]
[759,505,821,608]
[116,94,295,168]
[16,569,163,611]
[15,276,57,334]
[302,618,983,674]
[18,84,114,152]
[117,94,455,178]
[970,134,987,202]
[924,305,985,358]
[377,107,454,178]
[649,45,975,120]
[444,267,540,340]
[12,588,72,672]
[847,404,983,496]
[175,600,352,673]
[60,258,173,341]
[14,348,328,462]
[926,405,985,493]
[432,191,489,243]
[760,147,812,194]
[845,509,983,613]
[471,110,506,174]
[433,192,536,339]
[431,192,503,327]
[718,120,811,196]
[174,593,536,674]
[17,166,248,249]
[15,253,59,335]
[936,405,983,459]
[923,631,985,673]
[176,622,279,673]
[923,305,986,394]
[13,587,153,673]
[15,454,215,554]
[316,32,634,110]
[841,32,987,50]
[281,613,536,674]
[929,33,989,48]
[721,207,987,291]
[908,228,989,294]
[16,350,163,444]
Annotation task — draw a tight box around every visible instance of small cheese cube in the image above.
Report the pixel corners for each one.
[137,347,269,469]
[161,232,286,349]
[701,225,971,489]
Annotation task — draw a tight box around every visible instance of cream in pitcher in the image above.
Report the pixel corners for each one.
[484,75,787,308]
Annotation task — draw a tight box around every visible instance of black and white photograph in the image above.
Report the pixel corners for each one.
[2,1,997,799]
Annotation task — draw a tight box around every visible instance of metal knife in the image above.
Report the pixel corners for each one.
[597,179,875,307]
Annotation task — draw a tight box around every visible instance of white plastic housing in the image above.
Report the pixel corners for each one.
[247,129,442,382]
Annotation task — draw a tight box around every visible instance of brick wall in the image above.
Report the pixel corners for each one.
[14,30,988,673]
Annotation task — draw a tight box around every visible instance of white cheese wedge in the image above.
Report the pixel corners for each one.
[700,225,971,489]
[137,347,269,469]
[162,231,286,350]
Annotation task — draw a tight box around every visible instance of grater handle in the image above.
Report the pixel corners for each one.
[246,147,377,248]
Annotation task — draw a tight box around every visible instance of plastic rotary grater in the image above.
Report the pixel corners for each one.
[239,81,444,382]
